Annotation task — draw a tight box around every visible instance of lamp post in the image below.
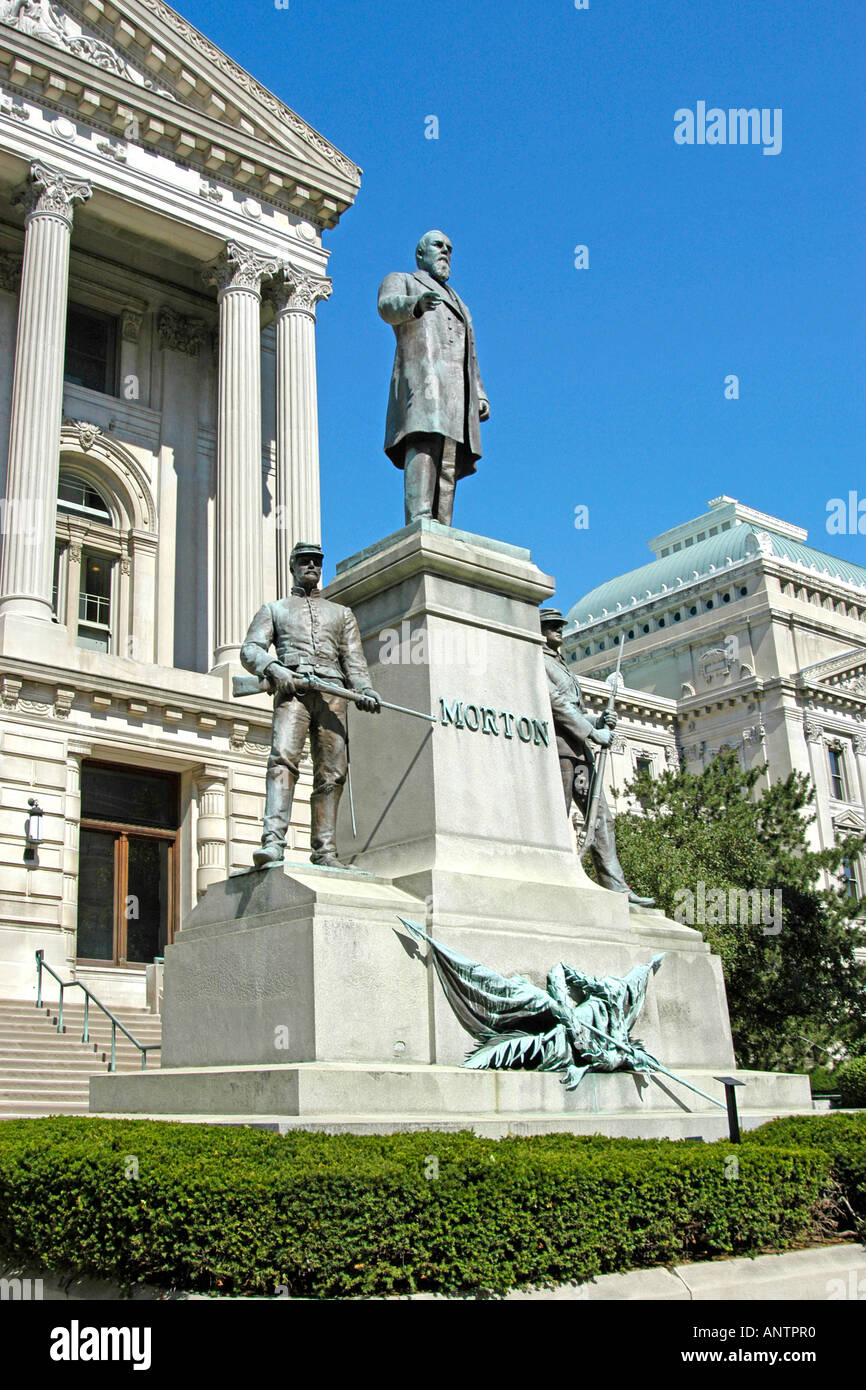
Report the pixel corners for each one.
[24,798,43,864]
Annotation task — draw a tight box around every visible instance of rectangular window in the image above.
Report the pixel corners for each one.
[64,306,118,395]
[77,549,112,652]
[842,859,859,900]
[828,747,848,800]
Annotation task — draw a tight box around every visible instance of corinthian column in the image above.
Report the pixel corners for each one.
[204,243,278,669]
[268,264,332,594]
[0,164,91,621]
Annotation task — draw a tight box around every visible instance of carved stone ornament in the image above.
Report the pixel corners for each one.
[96,138,127,164]
[0,92,29,121]
[16,162,91,224]
[0,249,21,293]
[742,724,766,744]
[665,745,681,769]
[753,530,776,558]
[63,418,101,452]
[54,687,75,719]
[699,646,733,684]
[157,307,209,357]
[804,714,825,744]
[1,676,21,708]
[121,307,143,343]
[0,0,175,100]
[854,732,866,755]
[203,243,279,297]
[267,263,333,318]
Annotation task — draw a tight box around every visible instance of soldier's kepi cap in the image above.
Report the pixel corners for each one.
[290,541,324,564]
[539,607,566,629]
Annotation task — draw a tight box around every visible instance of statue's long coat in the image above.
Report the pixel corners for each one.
[378,269,487,478]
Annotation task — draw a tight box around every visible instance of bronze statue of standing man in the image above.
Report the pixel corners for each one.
[379,231,490,525]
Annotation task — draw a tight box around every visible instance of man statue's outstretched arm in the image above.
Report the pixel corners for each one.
[378,273,425,326]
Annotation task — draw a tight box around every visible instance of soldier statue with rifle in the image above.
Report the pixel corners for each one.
[236,542,437,871]
[236,542,382,870]
[540,607,654,908]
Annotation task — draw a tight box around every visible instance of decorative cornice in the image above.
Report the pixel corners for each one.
[0,0,176,99]
[203,242,279,297]
[157,305,208,356]
[133,0,360,182]
[267,263,333,318]
[16,162,91,224]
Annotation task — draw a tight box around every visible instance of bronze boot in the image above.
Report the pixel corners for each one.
[309,784,344,868]
[253,766,295,869]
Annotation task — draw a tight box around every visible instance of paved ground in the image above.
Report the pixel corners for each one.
[3,1244,864,1301]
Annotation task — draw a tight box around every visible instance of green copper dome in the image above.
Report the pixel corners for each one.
[566,524,866,630]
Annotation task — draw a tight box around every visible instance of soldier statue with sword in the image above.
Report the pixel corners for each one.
[540,607,654,908]
[234,541,435,871]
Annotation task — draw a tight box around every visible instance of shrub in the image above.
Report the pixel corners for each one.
[747,1113,866,1224]
[0,1118,831,1298]
[835,1058,866,1109]
[807,1066,837,1095]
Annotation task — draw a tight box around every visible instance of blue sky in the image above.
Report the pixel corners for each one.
[178,0,864,607]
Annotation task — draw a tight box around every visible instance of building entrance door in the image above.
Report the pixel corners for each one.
[77,763,180,967]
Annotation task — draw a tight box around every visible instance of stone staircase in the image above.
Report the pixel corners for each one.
[0,997,163,1119]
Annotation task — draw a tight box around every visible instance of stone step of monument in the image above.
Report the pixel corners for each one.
[90,1059,815,1132]
[84,1109,815,1142]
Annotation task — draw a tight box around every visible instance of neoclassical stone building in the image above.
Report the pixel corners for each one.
[0,0,360,1001]
[564,497,866,901]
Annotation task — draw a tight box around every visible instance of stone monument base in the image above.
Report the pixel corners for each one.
[90,863,814,1139]
[91,524,814,1138]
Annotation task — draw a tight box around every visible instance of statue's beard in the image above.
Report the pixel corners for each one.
[431,260,450,282]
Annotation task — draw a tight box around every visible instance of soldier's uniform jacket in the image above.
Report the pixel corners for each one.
[543,648,600,762]
[378,269,487,477]
[240,589,374,692]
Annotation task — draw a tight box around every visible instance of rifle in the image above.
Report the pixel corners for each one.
[578,633,625,857]
[232,671,437,724]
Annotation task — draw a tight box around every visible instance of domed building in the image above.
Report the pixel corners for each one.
[563,496,866,904]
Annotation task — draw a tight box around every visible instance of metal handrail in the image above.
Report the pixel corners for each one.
[35,950,160,1072]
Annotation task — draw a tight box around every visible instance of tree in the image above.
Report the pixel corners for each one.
[609,750,866,1071]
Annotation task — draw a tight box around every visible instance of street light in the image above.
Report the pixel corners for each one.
[24,798,43,862]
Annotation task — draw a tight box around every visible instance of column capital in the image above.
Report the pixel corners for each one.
[15,162,92,226]
[203,241,279,298]
[267,262,333,318]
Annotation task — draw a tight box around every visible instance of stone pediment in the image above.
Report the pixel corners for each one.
[798,647,866,698]
[0,0,360,222]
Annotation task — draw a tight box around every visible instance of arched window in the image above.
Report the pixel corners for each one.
[53,429,158,662]
[53,469,119,653]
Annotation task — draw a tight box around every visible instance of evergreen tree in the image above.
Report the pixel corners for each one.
[610,750,866,1070]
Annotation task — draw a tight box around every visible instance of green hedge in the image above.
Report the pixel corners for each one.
[836,1058,866,1109]
[0,1118,831,1297]
[746,1112,866,1224]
